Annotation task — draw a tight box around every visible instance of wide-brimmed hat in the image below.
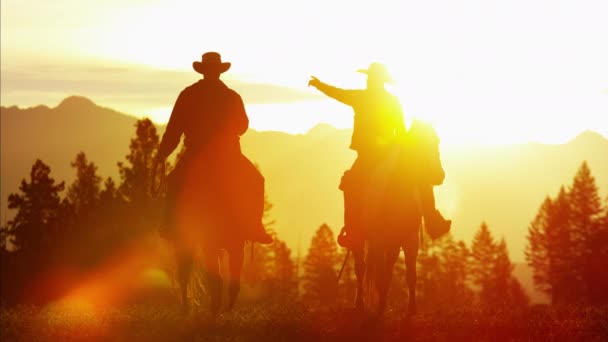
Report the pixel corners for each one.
[357,62,393,83]
[193,52,231,75]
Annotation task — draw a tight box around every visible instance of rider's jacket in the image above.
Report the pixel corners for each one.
[312,81,405,153]
[158,79,248,161]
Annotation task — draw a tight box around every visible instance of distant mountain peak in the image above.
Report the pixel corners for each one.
[306,123,341,136]
[56,96,97,110]
[569,130,608,146]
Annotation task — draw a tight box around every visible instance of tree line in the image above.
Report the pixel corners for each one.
[1,118,606,309]
[526,161,608,305]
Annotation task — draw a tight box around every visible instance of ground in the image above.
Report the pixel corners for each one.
[1,303,607,341]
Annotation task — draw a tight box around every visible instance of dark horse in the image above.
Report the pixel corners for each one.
[351,143,423,316]
[168,152,258,316]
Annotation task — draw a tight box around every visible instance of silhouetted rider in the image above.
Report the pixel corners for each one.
[308,62,450,248]
[309,63,405,249]
[157,52,272,245]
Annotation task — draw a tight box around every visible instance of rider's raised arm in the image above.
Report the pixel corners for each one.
[310,78,357,106]
[158,91,187,161]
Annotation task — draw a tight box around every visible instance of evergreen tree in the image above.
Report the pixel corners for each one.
[526,162,606,305]
[115,119,162,238]
[242,242,272,284]
[440,237,473,305]
[508,277,530,307]
[525,197,553,296]
[470,222,496,305]
[3,160,67,305]
[0,225,11,252]
[6,160,65,253]
[416,234,442,306]
[302,224,339,305]
[548,187,578,304]
[416,234,473,307]
[491,238,529,307]
[67,152,101,215]
[100,177,120,205]
[568,161,603,303]
[270,237,297,300]
[118,118,160,203]
[492,238,516,305]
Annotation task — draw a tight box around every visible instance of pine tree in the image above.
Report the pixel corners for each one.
[508,278,530,307]
[116,119,162,237]
[67,152,101,214]
[586,191,608,305]
[242,242,272,284]
[118,118,160,203]
[3,160,68,306]
[6,160,65,254]
[0,225,11,251]
[100,177,120,205]
[569,161,603,304]
[470,222,496,305]
[525,197,552,296]
[416,235,442,306]
[415,234,473,307]
[526,162,606,305]
[440,237,473,305]
[548,187,578,304]
[492,239,528,307]
[525,193,574,303]
[270,237,297,300]
[302,224,339,306]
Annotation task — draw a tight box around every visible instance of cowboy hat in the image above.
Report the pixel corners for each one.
[193,52,231,75]
[357,62,393,83]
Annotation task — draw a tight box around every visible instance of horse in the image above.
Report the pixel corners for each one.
[349,143,423,316]
[165,152,260,316]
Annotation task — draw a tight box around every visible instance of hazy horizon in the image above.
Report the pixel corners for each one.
[3,0,608,146]
[2,94,608,148]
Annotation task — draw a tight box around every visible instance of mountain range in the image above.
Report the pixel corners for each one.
[2,96,608,303]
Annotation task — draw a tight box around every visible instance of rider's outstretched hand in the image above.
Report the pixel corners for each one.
[308,76,320,88]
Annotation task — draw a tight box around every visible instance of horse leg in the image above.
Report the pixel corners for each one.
[201,247,222,317]
[404,247,418,315]
[227,241,245,311]
[176,248,193,313]
[353,246,365,311]
[375,245,400,316]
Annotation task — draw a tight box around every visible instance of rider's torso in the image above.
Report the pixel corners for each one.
[349,90,403,152]
[181,80,243,157]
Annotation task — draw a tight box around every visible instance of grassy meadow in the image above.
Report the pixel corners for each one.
[1,303,607,341]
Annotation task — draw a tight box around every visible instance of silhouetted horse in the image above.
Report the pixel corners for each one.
[352,144,423,316]
[170,154,260,316]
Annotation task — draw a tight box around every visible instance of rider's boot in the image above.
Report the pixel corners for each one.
[425,209,452,240]
[248,222,273,244]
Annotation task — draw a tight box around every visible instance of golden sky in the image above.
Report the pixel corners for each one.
[2,0,608,145]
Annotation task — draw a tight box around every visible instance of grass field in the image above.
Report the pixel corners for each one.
[1,303,607,341]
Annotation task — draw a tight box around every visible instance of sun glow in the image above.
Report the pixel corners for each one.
[3,0,607,145]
